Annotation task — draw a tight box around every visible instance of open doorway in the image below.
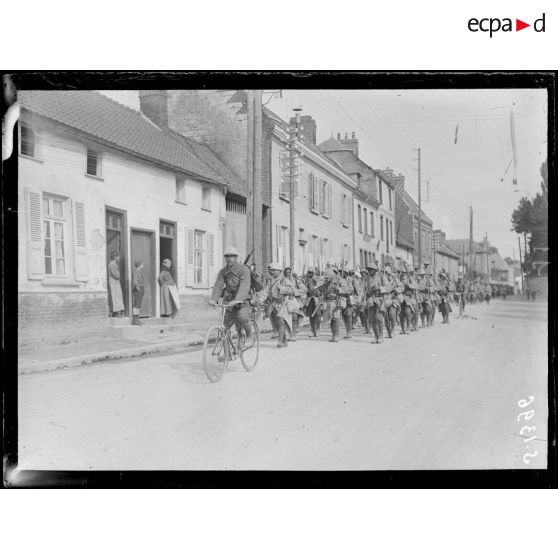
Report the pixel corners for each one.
[159,221,177,283]
[131,229,155,317]
[106,208,128,317]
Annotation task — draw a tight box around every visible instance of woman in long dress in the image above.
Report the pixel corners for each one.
[108,251,124,317]
[158,258,180,318]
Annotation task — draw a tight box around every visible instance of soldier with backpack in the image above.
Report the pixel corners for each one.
[209,245,254,347]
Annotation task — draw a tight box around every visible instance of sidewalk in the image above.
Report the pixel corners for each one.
[18,307,273,375]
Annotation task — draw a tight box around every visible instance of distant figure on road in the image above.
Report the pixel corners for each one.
[531,289,537,302]
[159,258,180,318]
[108,251,124,318]
[526,288,531,301]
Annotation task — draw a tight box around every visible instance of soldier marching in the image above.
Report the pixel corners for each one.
[209,248,492,351]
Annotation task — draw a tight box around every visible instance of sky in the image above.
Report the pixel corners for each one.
[100,88,548,261]
[267,89,548,260]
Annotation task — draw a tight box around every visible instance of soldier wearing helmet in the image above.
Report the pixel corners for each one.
[210,246,254,346]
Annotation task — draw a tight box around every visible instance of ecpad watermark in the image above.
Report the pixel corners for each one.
[468,13,546,37]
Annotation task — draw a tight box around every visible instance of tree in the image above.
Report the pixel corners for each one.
[511,196,535,236]
[510,160,548,277]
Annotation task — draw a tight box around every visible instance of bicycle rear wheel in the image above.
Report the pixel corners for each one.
[240,323,260,372]
[203,326,228,383]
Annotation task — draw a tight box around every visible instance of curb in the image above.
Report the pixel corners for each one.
[18,326,274,375]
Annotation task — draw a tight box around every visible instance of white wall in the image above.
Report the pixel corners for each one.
[270,139,354,273]
[18,121,225,311]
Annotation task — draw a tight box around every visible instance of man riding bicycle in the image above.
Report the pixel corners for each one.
[209,245,254,347]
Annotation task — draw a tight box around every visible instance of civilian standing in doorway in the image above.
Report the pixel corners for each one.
[108,251,124,317]
[132,260,145,326]
[159,258,180,318]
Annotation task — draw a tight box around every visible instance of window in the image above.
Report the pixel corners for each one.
[43,194,67,276]
[319,180,326,214]
[358,204,362,233]
[380,215,384,240]
[389,189,392,211]
[308,173,319,213]
[370,212,375,237]
[390,220,394,245]
[363,208,368,234]
[176,178,186,203]
[86,148,101,177]
[379,179,383,204]
[341,193,351,225]
[20,124,37,158]
[360,249,364,269]
[194,230,205,284]
[202,186,211,210]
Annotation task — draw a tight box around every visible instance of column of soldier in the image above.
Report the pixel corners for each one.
[257,260,492,349]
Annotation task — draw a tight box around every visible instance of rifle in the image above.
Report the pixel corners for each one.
[244,249,254,267]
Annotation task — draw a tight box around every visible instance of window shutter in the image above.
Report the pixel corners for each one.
[185,228,194,286]
[208,233,215,268]
[73,200,88,281]
[276,224,281,262]
[308,172,314,211]
[327,183,332,217]
[25,190,44,280]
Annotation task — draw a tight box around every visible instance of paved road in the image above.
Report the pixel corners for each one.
[18,298,548,470]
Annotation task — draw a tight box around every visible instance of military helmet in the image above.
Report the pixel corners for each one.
[223,245,239,257]
[366,262,378,271]
[268,261,283,271]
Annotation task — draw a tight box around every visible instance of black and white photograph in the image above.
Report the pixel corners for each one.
[4,73,552,481]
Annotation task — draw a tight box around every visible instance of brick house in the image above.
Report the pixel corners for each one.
[393,178,434,268]
[18,90,234,334]
[166,90,357,273]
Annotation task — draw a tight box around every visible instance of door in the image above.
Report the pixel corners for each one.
[106,209,128,316]
[131,229,155,317]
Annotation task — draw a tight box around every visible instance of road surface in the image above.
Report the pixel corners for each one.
[18,298,548,470]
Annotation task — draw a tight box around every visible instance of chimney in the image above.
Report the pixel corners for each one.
[139,90,169,129]
[391,173,406,194]
[290,114,317,144]
[339,131,359,158]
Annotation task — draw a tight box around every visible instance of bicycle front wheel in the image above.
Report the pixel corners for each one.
[240,324,260,372]
[203,326,229,383]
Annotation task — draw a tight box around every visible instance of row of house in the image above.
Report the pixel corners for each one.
[16,89,471,331]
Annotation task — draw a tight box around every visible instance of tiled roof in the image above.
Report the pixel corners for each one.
[168,130,247,197]
[318,136,352,152]
[19,90,227,185]
[399,189,433,225]
[438,242,460,259]
[396,235,414,250]
[444,239,487,255]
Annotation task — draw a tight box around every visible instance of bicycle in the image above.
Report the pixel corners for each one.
[203,301,260,383]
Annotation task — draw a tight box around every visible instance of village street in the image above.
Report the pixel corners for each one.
[18,298,547,471]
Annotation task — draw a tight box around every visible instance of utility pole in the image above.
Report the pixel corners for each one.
[518,236,524,294]
[412,147,422,270]
[253,90,263,267]
[246,90,263,267]
[289,109,302,270]
[246,90,254,259]
[485,232,489,281]
[469,206,474,280]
